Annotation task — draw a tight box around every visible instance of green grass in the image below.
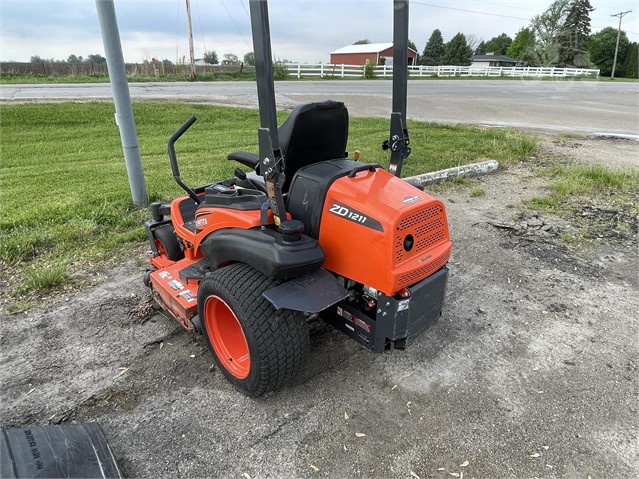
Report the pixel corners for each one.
[0,101,537,300]
[529,196,559,209]
[528,165,639,212]
[469,186,485,197]
[525,164,639,244]
[19,263,70,294]
[549,165,639,198]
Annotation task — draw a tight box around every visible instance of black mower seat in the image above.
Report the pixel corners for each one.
[228,100,349,192]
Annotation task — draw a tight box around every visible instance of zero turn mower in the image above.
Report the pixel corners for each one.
[144,0,451,396]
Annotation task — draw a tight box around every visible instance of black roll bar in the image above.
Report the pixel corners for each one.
[387,0,412,178]
[249,0,280,150]
[249,0,287,225]
[392,0,409,124]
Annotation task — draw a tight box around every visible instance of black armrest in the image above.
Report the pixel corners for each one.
[227,151,259,169]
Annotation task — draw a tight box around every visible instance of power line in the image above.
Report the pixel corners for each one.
[474,0,539,14]
[194,0,207,54]
[175,0,180,64]
[237,0,250,20]
[592,24,638,36]
[412,1,529,21]
[220,0,252,50]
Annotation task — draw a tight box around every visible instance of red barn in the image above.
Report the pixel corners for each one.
[330,42,417,65]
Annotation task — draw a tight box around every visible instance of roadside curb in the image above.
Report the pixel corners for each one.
[406,160,499,186]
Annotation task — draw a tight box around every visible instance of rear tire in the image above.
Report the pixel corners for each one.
[154,225,184,261]
[198,263,310,396]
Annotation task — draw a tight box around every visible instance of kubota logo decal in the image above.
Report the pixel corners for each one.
[328,202,384,232]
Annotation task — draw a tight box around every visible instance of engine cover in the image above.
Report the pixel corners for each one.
[288,161,451,296]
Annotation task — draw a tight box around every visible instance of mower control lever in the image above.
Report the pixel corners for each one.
[168,116,201,204]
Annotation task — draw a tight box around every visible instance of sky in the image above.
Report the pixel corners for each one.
[1,0,637,64]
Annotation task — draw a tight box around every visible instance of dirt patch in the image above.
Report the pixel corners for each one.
[541,135,639,169]
[1,136,637,478]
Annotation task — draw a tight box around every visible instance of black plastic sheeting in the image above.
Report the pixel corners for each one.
[1,422,121,478]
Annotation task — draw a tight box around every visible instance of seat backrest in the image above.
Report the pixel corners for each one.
[278,100,348,191]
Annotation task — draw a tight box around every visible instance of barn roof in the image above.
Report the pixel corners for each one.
[330,42,417,55]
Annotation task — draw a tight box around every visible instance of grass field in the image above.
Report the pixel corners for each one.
[0,101,537,305]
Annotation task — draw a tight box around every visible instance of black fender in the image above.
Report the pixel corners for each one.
[262,268,348,313]
[199,227,324,280]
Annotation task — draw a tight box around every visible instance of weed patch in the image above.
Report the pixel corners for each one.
[524,163,639,245]
[470,187,485,197]
[19,263,71,294]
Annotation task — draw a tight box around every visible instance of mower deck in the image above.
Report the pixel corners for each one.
[149,258,209,330]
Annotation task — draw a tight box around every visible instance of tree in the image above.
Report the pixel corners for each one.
[589,27,629,76]
[30,55,43,63]
[507,27,536,64]
[442,33,473,65]
[243,52,255,66]
[483,33,513,56]
[203,50,219,65]
[407,39,418,63]
[557,0,594,67]
[465,34,482,55]
[353,39,371,45]
[86,53,106,64]
[420,29,445,65]
[476,41,486,55]
[530,0,571,65]
[67,54,83,64]
[223,53,240,65]
[623,42,638,79]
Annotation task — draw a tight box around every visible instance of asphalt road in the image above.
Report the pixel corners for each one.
[1,79,638,136]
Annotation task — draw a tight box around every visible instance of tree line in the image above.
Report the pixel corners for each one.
[414,0,637,77]
[201,51,255,66]
[30,54,107,64]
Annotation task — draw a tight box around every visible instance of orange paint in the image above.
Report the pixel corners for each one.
[318,168,451,295]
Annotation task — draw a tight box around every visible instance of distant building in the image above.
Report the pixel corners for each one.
[471,53,519,68]
[329,42,417,66]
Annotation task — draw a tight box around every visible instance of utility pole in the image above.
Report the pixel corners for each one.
[611,10,632,79]
[95,0,147,207]
[185,0,196,80]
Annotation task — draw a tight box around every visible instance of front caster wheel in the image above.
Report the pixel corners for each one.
[197,263,310,396]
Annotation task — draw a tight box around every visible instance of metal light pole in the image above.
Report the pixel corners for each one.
[95,0,147,207]
[611,10,632,79]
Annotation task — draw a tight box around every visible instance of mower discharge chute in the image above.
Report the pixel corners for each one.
[144,0,452,396]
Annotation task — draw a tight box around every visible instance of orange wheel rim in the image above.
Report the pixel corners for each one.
[204,295,251,379]
[155,240,166,256]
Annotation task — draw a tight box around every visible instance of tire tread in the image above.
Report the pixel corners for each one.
[199,263,310,396]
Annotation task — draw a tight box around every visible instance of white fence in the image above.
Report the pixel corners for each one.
[284,63,600,79]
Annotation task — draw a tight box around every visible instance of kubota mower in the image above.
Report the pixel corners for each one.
[144,0,451,396]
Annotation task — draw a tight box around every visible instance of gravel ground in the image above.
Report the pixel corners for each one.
[1,136,637,478]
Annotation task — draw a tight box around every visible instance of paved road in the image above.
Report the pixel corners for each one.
[2,80,638,136]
